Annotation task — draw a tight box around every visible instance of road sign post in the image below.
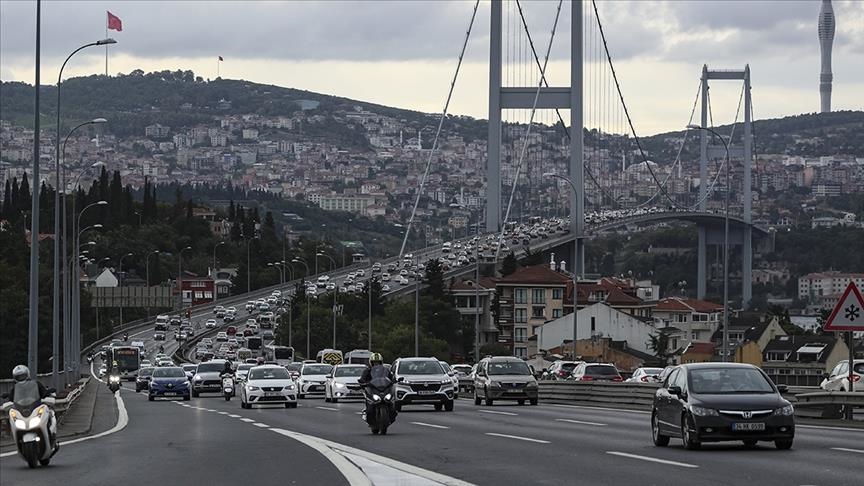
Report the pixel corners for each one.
[822,281,863,419]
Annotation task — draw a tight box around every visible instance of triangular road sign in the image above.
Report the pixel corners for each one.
[823,281,864,331]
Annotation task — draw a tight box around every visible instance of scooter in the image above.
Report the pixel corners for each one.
[108,374,121,394]
[362,376,396,435]
[1,387,59,468]
[222,376,234,401]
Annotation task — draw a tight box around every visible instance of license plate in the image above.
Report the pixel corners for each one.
[733,422,765,431]
[505,389,522,393]
[418,390,435,394]
[264,391,282,397]
[163,392,176,396]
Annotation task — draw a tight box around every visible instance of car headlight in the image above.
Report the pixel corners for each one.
[247,386,260,391]
[526,381,538,388]
[373,394,382,401]
[490,381,502,388]
[773,405,794,416]
[14,419,27,430]
[690,405,718,417]
[285,384,295,390]
[193,375,202,382]
[384,393,392,401]
[440,378,451,384]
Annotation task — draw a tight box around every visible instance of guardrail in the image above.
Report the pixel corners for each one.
[788,391,864,419]
[1,377,89,435]
[538,381,660,407]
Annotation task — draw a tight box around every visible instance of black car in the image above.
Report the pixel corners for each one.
[136,367,155,392]
[651,363,794,450]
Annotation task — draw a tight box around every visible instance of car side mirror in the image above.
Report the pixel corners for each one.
[667,385,682,396]
[776,384,788,393]
[397,376,405,383]
[46,387,56,394]
[447,371,456,377]
[823,373,830,380]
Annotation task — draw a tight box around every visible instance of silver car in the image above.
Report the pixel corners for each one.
[324,364,366,403]
[297,363,333,398]
[392,357,455,412]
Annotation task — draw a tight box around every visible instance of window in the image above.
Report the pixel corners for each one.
[591,316,596,332]
[514,347,527,358]
[766,352,787,362]
[514,328,527,343]
[514,289,527,304]
[532,288,545,303]
[552,309,562,318]
[531,306,545,318]
[515,308,527,323]
[552,288,563,300]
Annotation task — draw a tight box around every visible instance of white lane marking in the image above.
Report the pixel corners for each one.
[316,406,339,411]
[798,424,864,433]
[410,422,450,429]
[2,389,130,458]
[831,447,864,454]
[555,418,607,426]
[477,409,517,416]
[228,414,241,418]
[240,418,255,423]
[218,411,229,415]
[606,451,698,469]
[548,403,651,415]
[484,433,549,444]
[253,422,270,428]
[270,428,372,486]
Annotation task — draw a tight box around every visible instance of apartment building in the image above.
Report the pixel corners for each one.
[798,272,864,302]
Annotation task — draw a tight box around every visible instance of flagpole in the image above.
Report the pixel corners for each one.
[105,13,108,76]
[217,59,220,78]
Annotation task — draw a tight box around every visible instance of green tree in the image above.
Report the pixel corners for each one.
[424,258,446,300]
[501,252,518,276]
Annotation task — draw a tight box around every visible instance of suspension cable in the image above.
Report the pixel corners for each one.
[398,0,480,257]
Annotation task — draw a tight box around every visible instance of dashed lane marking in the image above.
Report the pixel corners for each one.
[555,418,607,426]
[253,422,270,428]
[484,433,549,444]
[316,406,339,411]
[410,422,450,429]
[831,447,864,454]
[228,414,241,418]
[548,403,651,415]
[606,451,698,469]
[477,409,518,416]
[240,418,256,423]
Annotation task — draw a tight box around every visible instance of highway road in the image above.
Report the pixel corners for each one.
[3,387,862,485]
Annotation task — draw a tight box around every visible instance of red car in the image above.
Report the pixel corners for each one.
[243,328,253,337]
[226,326,237,336]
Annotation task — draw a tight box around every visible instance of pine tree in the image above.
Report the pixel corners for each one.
[142,178,151,222]
[501,252,518,276]
[2,179,11,219]
[9,178,18,214]
[18,174,30,212]
[228,200,236,221]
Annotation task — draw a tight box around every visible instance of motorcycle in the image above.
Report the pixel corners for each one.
[1,384,59,468]
[222,376,235,401]
[362,371,397,435]
[108,374,121,394]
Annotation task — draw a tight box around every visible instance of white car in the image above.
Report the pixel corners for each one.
[245,301,255,312]
[381,284,391,292]
[821,359,864,392]
[240,365,298,409]
[626,367,664,383]
[201,338,213,349]
[325,282,336,291]
[381,273,391,282]
[205,319,217,329]
[325,364,366,403]
[297,363,334,398]
[398,276,409,286]
[216,331,228,342]
[226,306,237,314]
[140,360,152,368]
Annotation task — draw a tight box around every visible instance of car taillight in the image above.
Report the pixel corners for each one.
[612,376,623,382]
[580,376,593,381]
[640,376,649,382]
[853,374,861,382]
[558,370,568,377]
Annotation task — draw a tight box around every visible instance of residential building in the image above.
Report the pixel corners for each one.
[180,275,215,307]
[144,124,170,139]
[451,277,498,351]
[653,297,724,342]
[709,313,787,361]
[318,195,374,213]
[798,271,864,303]
[762,334,851,386]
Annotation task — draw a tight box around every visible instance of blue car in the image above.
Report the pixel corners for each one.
[149,366,191,401]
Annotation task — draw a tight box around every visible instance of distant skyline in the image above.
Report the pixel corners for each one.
[1,1,862,135]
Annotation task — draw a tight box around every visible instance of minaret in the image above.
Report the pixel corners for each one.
[818,0,835,113]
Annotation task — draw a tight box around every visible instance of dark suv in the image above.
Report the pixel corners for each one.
[392,357,455,412]
[473,356,539,406]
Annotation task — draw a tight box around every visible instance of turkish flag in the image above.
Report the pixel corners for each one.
[107,11,122,32]
[219,56,224,61]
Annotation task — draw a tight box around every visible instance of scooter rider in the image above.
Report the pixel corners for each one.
[219,361,235,379]
[7,365,58,452]
[358,353,396,423]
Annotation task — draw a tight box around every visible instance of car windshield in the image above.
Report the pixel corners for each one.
[688,368,775,394]
[488,361,532,375]
[182,365,196,372]
[585,365,619,376]
[398,360,444,375]
[335,366,365,377]
[302,365,333,375]
[439,362,452,372]
[249,368,290,380]
[196,362,225,373]
[153,367,186,378]
[139,368,154,377]
[560,363,578,371]
[237,364,253,372]
[286,363,303,373]
[640,368,663,375]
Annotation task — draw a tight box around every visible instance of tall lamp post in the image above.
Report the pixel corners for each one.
[212,241,225,303]
[65,240,93,380]
[117,252,134,328]
[268,262,284,284]
[53,38,116,391]
[145,250,160,317]
[543,173,580,361]
[292,258,311,359]
[73,220,103,378]
[178,246,192,312]
[317,253,338,349]
[687,124,731,362]
[284,263,294,348]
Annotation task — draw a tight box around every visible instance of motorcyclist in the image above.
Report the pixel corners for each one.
[7,365,58,452]
[110,360,120,377]
[358,353,396,423]
[219,361,235,379]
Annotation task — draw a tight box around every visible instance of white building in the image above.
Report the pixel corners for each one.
[95,268,119,287]
[799,272,864,302]
[535,302,657,356]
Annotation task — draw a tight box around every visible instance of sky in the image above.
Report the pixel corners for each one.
[1,0,862,135]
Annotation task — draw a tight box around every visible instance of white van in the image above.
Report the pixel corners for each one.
[442,242,451,254]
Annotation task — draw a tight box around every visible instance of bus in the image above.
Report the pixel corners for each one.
[263,345,295,367]
[246,336,263,354]
[345,349,373,366]
[108,346,141,380]
[316,349,343,366]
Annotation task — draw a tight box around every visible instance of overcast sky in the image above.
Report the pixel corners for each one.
[1,0,862,134]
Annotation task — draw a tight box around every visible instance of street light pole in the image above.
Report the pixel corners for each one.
[285,264,294,348]
[145,250,160,317]
[118,252,133,329]
[71,200,105,380]
[687,124,731,362]
[317,253,337,349]
[543,173,579,361]
[178,246,192,312]
[292,258,311,359]
[212,241,225,303]
[53,38,115,391]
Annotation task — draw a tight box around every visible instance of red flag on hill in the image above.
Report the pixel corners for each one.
[219,56,224,61]
[107,11,122,32]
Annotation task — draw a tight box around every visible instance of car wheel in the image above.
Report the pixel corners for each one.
[331,397,338,404]
[183,395,190,401]
[775,439,793,450]
[518,399,525,406]
[681,415,701,450]
[148,395,154,402]
[485,398,494,406]
[529,398,538,406]
[298,393,305,399]
[192,390,199,398]
[285,403,291,408]
[288,403,297,409]
[444,400,454,412]
[39,458,51,466]
[473,389,481,406]
[324,395,331,403]
[434,403,443,412]
[651,411,670,447]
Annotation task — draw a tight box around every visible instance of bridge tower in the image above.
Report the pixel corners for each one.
[696,65,754,309]
[486,1,585,275]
